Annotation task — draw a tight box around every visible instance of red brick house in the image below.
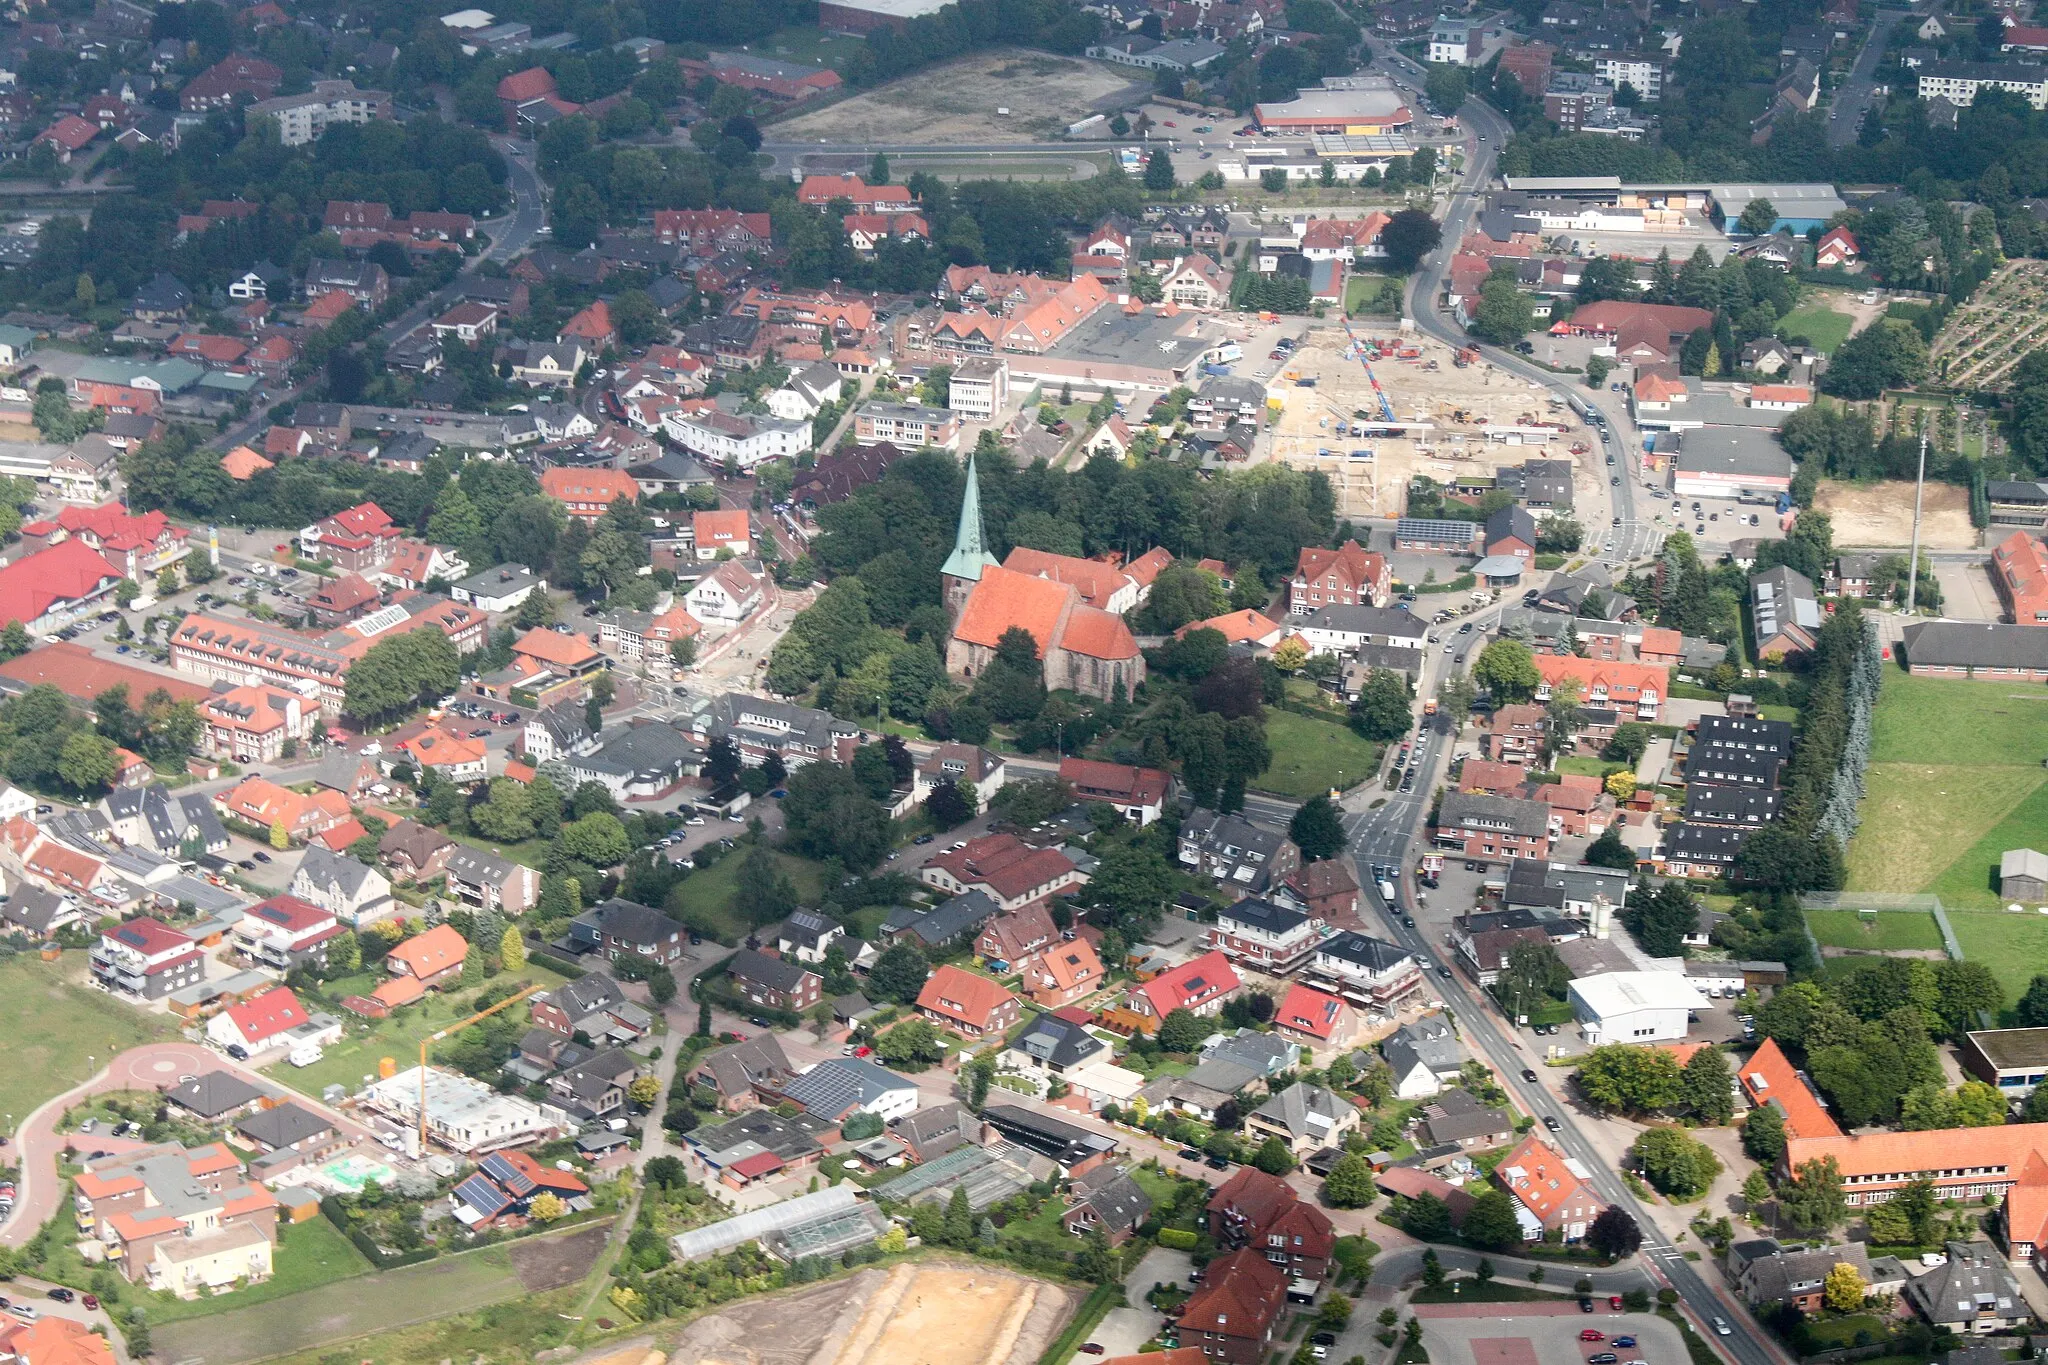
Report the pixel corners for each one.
[915,964,1019,1037]
[1177,1248,1288,1365]
[1205,1166,1337,1284]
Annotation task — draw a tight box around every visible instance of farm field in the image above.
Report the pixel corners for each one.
[1930,259,2048,390]
[776,49,1143,143]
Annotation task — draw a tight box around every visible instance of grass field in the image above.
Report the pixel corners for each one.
[1555,756,1622,780]
[668,848,831,944]
[1843,671,2048,1005]
[263,966,574,1099]
[152,1244,530,1365]
[1779,301,1856,354]
[1948,914,2048,1002]
[1257,709,1382,799]
[1804,909,1945,951]
[145,1214,374,1324]
[758,23,865,73]
[0,955,175,1128]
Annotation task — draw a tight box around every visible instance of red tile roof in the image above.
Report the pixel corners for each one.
[1134,950,1241,1020]
[388,923,467,978]
[222,986,310,1045]
[1496,1133,1604,1229]
[1738,1037,1842,1139]
[0,641,209,707]
[915,963,1017,1032]
[1003,547,1133,610]
[950,564,1069,654]
[0,539,123,628]
[1178,1247,1286,1343]
[496,67,556,102]
[1274,982,1351,1041]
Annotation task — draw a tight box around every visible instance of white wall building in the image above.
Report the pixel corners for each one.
[1567,970,1707,1044]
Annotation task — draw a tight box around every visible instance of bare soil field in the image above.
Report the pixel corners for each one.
[666,1262,1076,1365]
[511,1222,611,1290]
[776,50,1142,143]
[1814,478,1974,548]
[1268,325,1595,517]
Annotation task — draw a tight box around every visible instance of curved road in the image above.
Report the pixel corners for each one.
[0,1043,386,1249]
[1346,51,1785,1365]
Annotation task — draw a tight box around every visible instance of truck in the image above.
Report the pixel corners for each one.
[1775,491,1793,515]
[1377,877,1398,904]
[1211,342,1243,363]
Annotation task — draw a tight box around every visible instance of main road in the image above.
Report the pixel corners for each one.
[1342,60,1782,1365]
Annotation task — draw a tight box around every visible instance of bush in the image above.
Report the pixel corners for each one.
[1158,1228,1199,1251]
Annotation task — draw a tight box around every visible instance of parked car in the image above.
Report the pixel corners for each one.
[1580,1331,1605,1342]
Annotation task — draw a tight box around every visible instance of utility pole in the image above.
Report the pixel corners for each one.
[1907,428,1928,615]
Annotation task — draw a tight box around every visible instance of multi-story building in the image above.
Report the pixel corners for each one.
[682,692,862,768]
[245,80,391,145]
[1059,757,1171,824]
[661,408,812,468]
[1127,950,1242,1027]
[1304,930,1424,1012]
[1177,1248,1288,1365]
[1205,1165,1337,1283]
[852,402,961,450]
[1496,1134,1605,1240]
[569,897,687,966]
[91,917,203,998]
[1179,810,1302,900]
[443,846,539,916]
[1918,60,2048,109]
[919,833,1087,912]
[74,1144,278,1294]
[1288,539,1391,614]
[228,894,342,973]
[1434,792,1554,861]
[728,949,823,1013]
[199,683,318,763]
[1534,655,1667,721]
[1992,530,2048,626]
[170,602,486,713]
[1594,52,1662,98]
[946,356,1009,422]
[1204,896,1323,971]
[298,501,401,570]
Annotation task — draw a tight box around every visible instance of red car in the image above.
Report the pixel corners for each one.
[81,1295,98,1311]
[1580,1331,1605,1342]
[1609,1296,1624,1311]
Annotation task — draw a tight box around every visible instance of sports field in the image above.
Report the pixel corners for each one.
[1804,909,1945,952]
[1844,671,2048,1000]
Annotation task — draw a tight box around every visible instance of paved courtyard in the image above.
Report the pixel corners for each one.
[1421,1309,1685,1365]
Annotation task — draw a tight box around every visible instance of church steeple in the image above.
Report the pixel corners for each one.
[941,453,1000,619]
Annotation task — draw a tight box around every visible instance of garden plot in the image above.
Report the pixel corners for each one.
[1931,261,2048,391]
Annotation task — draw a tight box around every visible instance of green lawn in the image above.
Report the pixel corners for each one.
[1925,778,2048,909]
[758,24,865,73]
[1803,909,1946,951]
[1555,755,1621,780]
[263,967,574,1099]
[1867,674,2048,768]
[144,1214,375,1324]
[1778,301,1855,354]
[1946,913,2048,1002]
[668,848,832,945]
[1257,709,1383,799]
[0,955,176,1131]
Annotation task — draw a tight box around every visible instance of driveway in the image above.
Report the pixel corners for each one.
[1080,1244,1192,1363]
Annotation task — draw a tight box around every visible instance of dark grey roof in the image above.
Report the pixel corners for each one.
[547,972,624,1023]
[1217,896,1308,936]
[167,1071,264,1118]
[1667,823,1749,861]
[445,845,518,887]
[1485,502,1539,548]
[1902,621,2048,672]
[1683,782,1782,826]
[730,947,817,995]
[1071,1166,1152,1234]
[889,1101,969,1158]
[694,1033,793,1097]
[578,897,683,946]
[1315,930,1412,972]
[1298,602,1428,641]
[1685,744,1783,787]
[1,884,72,936]
[780,1057,915,1117]
[234,1102,331,1150]
[573,721,694,781]
[1693,714,1793,756]
[1438,791,1551,837]
[295,844,380,898]
[883,891,1001,948]
[1011,1012,1108,1070]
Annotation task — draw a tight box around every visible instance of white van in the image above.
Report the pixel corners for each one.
[288,1043,324,1068]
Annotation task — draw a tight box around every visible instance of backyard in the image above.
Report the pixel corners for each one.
[0,954,176,1129]
[1777,300,1856,355]
[1257,708,1382,799]
[262,965,576,1099]
[668,847,831,944]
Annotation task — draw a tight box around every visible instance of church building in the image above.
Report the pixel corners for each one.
[942,456,1146,703]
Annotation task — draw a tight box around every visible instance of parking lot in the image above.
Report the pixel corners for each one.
[1419,1310,1688,1365]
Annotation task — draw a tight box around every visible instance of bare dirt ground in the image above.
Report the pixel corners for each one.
[664,1262,1076,1365]
[1814,478,1975,548]
[776,50,1142,143]
[1267,325,1594,518]
[511,1223,612,1291]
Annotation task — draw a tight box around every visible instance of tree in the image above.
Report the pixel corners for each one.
[1823,1261,1865,1312]
[733,844,799,927]
[56,730,117,794]
[1585,355,1612,389]
[561,811,630,866]
[1586,1206,1642,1259]
[781,759,892,871]
[1473,638,1540,701]
[1741,1169,1773,1215]
[1404,1195,1454,1242]
[869,943,929,1005]
[1470,273,1536,346]
[1736,198,1779,237]
[1821,319,1929,399]
[1631,1126,1721,1199]
[1290,794,1346,862]
[874,1017,945,1068]
[627,1075,660,1107]
[1145,148,1176,191]
[1620,882,1700,958]
[1380,208,1444,273]
[1323,1153,1377,1209]
[1253,1136,1295,1175]
[529,1192,567,1222]
[1460,1187,1522,1250]
[1779,1156,1848,1233]
[1577,1043,1684,1113]
[1681,1045,1736,1125]
[1584,825,1637,870]
[1350,668,1414,741]
[1158,1007,1211,1054]
[869,151,889,184]
[2017,973,2048,1027]
[923,779,974,829]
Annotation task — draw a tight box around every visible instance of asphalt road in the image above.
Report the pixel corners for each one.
[1828,9,1915,149]
[1343,59,1778,1365]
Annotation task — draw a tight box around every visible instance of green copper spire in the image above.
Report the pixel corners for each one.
[941,453,1000,582]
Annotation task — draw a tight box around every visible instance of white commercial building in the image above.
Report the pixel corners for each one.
[362,1066,570,1154]
[1567,971,1708,1044]
[661,409,812,469]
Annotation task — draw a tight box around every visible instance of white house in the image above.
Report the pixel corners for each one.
[662,409,812,469]
[780,1056,919,1123]
[764,363,843,423]
[685,561,762,626]
[288,845,394,926]
[203,986,342,1055]
[1566,971,1707,1045]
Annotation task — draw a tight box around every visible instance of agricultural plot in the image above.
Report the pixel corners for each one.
[1930,260,2048,390]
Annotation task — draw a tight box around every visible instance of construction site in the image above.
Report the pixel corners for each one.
[1263,322,1599,519]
